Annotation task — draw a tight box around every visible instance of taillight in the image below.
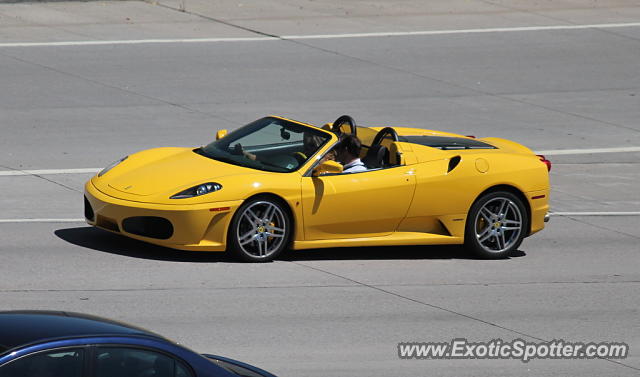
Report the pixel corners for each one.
[537,154,551,171]
[465,135,476,138]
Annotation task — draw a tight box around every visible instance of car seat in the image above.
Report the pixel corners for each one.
[362,144,388,169]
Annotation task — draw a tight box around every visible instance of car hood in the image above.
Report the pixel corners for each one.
[95,147,259,198]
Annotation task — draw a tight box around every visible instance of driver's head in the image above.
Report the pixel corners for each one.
[303,132,324,155]
[335,134,362,164]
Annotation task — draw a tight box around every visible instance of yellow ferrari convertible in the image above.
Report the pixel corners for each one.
[84,115,550,262]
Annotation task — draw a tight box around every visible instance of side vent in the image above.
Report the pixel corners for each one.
[436,220,452,236]
[447,156,461,173]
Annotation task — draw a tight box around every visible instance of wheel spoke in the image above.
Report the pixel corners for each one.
[477,222,491,238]
[494,233,503,250]
[263,204,276,223]
[246,208,261,223]
[502,219,520,226]
[238,230,256,245]
[478,229,492,243]
[480,207,494,222]
[256,236,264,255]
[500,231,506,250]
[266,225,284,233]
[497,199,507,218]
[502,226,520,231]
[265,232,284,238]
[242,211,260,226]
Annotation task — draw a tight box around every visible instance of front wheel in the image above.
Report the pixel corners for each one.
[464,191,528,259]
[228,198,291,262]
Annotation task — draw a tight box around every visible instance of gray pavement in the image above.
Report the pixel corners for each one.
[1,1,639,376]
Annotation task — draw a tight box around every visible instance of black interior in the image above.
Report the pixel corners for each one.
[362,144,389,169]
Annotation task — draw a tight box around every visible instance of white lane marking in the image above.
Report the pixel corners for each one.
[550,212,640,216]
[0,36,276,48]
[535,146,640,156]
[285,22,640,39]
[0,218,85,223]
[0,168,100,176]
[1,212,639,223]
[1,22,640,48]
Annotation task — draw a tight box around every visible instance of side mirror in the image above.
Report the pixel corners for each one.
[312,160,343,177]
[216,129,228,140]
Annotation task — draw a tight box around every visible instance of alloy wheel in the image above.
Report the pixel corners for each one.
[474,197,523,253]
[236,201,287,259]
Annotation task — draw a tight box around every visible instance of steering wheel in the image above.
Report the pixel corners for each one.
[331,115,357,136]
[371,127,399,146]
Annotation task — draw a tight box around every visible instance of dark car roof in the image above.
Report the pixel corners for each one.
[398,135,496,150]
[0,311,166,354]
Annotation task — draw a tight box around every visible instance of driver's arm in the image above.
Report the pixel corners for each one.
[233,143,258,161]
[243,151,257,161]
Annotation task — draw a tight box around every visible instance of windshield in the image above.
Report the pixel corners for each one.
[199,117,332,173]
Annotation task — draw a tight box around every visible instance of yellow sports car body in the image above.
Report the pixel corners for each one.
[84,115,550,261]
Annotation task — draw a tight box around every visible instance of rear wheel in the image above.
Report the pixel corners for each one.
[464,191,528,259]
[228,197,291,262]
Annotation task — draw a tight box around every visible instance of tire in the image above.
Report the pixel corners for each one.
[228,197,291,262]
[464,191,529,259]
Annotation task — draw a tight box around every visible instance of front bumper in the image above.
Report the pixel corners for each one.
[84,181,243,251]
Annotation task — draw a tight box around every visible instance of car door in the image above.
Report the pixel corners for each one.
[300,166,416,240]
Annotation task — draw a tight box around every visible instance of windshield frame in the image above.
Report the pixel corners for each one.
[199,117,336,174]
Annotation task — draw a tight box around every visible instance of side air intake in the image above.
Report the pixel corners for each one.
[84,196,94,221]
[447,156,461,173]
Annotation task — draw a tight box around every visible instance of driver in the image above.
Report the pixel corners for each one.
[292,132,325,164]
[335,134,366,173]
[238,131,326,165]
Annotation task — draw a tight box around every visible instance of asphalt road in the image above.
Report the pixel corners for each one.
[0,1,639,376]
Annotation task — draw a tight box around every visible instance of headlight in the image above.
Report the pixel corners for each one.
[98,156,128,177]
[170,182,222,199]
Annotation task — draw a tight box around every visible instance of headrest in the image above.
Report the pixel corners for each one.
[388,142,403,165]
